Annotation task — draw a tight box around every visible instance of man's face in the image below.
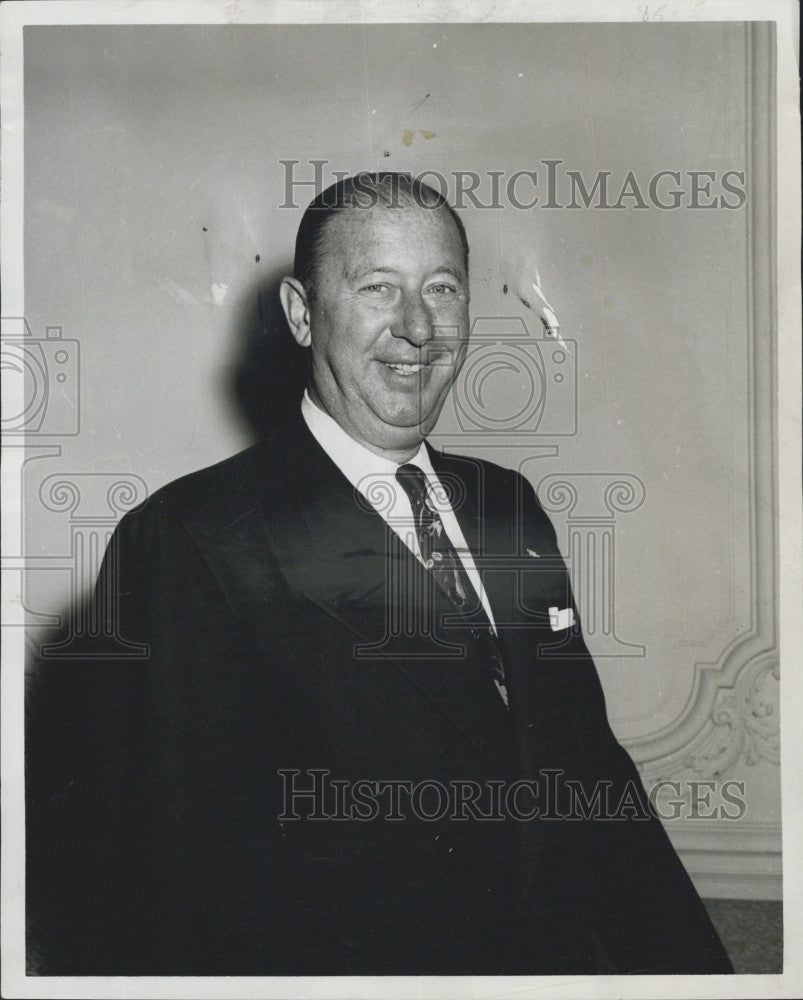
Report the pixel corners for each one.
[305,202,470,458]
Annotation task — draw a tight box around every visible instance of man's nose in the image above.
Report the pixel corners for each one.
[394,292,434,346]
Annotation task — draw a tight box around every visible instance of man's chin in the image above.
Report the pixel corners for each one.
[373,401,441,437]
[376,383,449,425]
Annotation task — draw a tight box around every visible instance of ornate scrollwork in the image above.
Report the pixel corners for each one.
[537,473,645,518]
[538,476,579,515]
[682,657,780,778]
[354,477,398,515]
[39,477,81,514]
[428,472,466,514]
[38,473,148,520]
[106,477,147,515]
[603,476,646,515]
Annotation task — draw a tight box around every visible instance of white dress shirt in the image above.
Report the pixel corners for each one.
[301,390,497,631]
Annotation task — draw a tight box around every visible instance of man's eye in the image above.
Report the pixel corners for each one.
[361,283,389,293]
[427,283,456,296]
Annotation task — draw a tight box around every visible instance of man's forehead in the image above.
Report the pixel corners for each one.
[322,203,465,265]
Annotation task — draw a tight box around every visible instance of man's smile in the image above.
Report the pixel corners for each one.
[381,360,427,377]
[378,349,456,379]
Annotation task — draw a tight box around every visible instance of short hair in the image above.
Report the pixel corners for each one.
[293,172,469,302]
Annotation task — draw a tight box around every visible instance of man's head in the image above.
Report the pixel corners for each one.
[280,173,470,462]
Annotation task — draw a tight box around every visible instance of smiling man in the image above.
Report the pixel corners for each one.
[279,175,470,460]
[27,173,732,976]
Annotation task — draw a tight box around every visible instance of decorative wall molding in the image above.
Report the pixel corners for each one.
[572,24,778,789]
[683,656,780,777]
[641,23,779,899]
[533,25,780,898]
[668,822,782,901]
[638,652,780,786]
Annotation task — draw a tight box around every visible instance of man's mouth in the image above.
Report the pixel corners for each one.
[383,362,425,376]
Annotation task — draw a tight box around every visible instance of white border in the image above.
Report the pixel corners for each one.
[2,2,800,998]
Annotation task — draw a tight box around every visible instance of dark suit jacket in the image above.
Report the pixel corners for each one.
[27,412,732,975]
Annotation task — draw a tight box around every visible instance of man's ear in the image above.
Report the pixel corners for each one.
[279,277,312,348]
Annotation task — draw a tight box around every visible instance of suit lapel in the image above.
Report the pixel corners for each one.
[257,416,515,763]
[261,417,512,642]
[257,413,392,641]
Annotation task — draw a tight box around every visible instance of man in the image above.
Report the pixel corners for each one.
[27,173,732,975]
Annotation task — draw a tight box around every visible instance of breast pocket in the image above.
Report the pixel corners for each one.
[516,557,573,625]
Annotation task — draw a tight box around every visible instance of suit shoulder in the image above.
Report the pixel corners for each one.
[119,444,270,533]
[428,446,527,493]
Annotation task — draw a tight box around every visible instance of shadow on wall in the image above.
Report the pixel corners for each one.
[226,265,309,440]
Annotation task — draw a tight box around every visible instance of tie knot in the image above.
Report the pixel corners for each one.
[395,463,430,509]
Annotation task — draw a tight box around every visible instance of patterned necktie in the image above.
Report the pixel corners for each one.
[395,463,508,705]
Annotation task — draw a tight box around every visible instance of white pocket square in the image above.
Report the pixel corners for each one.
[548,606,575,631]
